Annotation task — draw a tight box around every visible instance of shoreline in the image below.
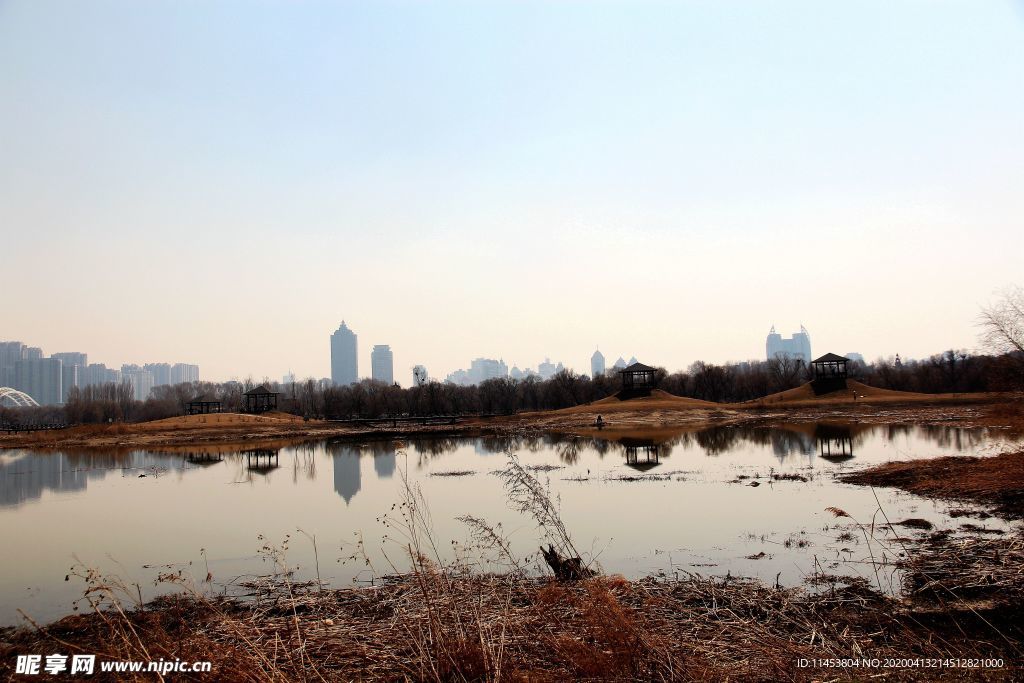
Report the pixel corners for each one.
[0,391,1016,452]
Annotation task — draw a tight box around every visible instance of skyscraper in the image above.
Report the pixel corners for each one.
[14,358,63,405]
[0,341,25,387]
[330,321,358,386]
[144,363,172,387]
[52,353,86,402]
[170,363,199,384]
[590,349,605,378]
[121,365,155,400]
[766,325,812,363]
[371,345,394,384]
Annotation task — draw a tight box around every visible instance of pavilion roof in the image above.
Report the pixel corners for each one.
[244,385,278,396]
[812,353,848,363]
[621,362,656,373]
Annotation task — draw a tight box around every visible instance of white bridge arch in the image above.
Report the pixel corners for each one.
[0,387,40,407]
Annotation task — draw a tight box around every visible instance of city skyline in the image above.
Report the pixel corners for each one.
[2,1,1022,382]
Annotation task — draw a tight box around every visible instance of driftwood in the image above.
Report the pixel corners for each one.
[540,544,595,581]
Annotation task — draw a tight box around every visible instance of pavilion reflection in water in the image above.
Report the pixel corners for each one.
[621,438,661,471]
[243,448,280,474]
[814,425,854,461]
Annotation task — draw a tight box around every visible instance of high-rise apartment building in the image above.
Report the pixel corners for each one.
[81,363,121,387]
[765,325,812,363]
[14,358,63,405]
[170,363,199,384]
[144,363,172,387]
[0,341,25,387]
[121,365,155,400]
[371,345,394,385]
[330,321,358,386]
[52,352,88,402]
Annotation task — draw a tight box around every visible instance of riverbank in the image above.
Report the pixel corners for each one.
[1,387,1016,451]
[2,540,1021,682]
[840,448,1024,519]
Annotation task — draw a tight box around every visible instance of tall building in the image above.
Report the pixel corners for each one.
[52,353,87,402]
[14,358,63,405]
[612,357,627,371]
[121,365,155,400]
[538,358,565,380]
[412,365,428,386]
[766,325,812,363]
[22,347,43,361]
[81,363,121,388]
[590,349,605,378]
[470,358,508,384]
[170,363,199,384]
[144,363,172,387]
[0,341,25,387]
[330,321,358,386]
[371,345,394,384]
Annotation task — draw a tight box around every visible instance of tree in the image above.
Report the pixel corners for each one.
[979,285,1024,355]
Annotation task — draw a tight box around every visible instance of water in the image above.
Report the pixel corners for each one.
[0,423,1018,626]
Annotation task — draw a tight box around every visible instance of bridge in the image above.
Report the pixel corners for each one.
[0,387,40,408]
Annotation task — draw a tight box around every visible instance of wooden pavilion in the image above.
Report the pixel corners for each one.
[186,399,222,415]
[619,362,657,398]
[810,353,849,394]
[243,385,279,414]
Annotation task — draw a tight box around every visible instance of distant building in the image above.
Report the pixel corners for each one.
[766,325,812,363]
[538,358,564,380]
[445,368,472,386]
[0,341,25,387]
[144,363,172,387]
[612,357,627,371]
[470,358,508,384]
[591,349,605,379]
[412,365,428,386]
[371,345,394,384]
[845,352,865,364]
[330,321,358,386]
[80,363,121,387]
[14,358,63,405]
[51,352,87,402]
[22,347,43,361]
[170,363,199,384]
[283,370,296,385]
[121,365,155,400]
[509,366,524,381]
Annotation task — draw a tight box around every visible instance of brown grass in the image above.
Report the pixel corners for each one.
[840,449,1024,518]
[4,568,1022,682]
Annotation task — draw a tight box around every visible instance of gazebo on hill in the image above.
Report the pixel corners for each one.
[810,353,849,394]
[186,399,221,415]
[619,362,657,398]
[243,385,279,414]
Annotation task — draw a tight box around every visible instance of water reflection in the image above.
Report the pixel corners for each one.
[0,423,1002,510]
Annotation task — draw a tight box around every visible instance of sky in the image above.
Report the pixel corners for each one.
[1,0,1023,383]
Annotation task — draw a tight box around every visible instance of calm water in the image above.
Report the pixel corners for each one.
[0,423,1019,626]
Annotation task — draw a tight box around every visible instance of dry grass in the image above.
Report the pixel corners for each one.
[4,567,1022,682]
[840,449,1024,518]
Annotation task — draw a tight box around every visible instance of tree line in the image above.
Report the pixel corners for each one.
[0,348,1016,427]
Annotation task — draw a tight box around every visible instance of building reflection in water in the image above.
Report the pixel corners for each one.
[327,442,361,505]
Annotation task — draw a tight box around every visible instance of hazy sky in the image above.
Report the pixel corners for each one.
[2,1,1022,383]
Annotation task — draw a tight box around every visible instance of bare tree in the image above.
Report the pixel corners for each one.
[979,285,1024,355]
